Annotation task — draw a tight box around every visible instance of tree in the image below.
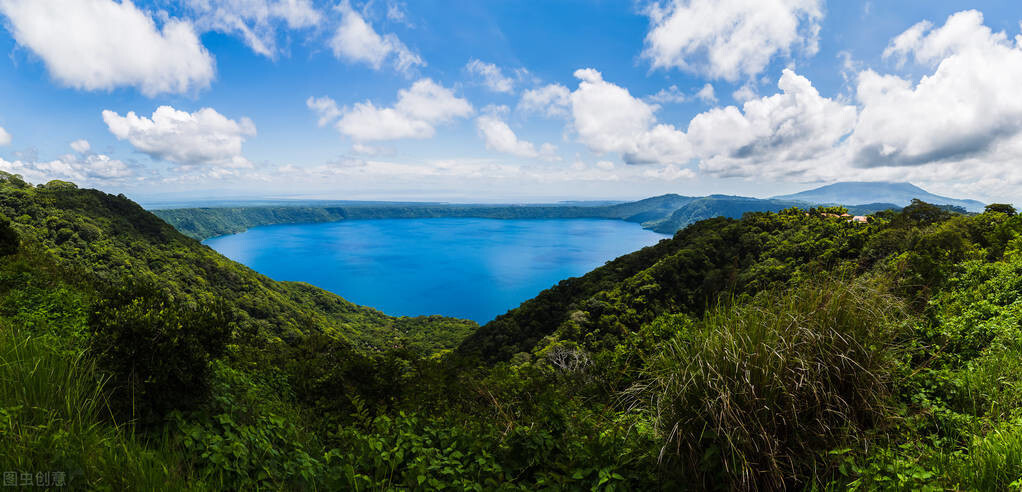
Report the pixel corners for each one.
[0,220,17,256]
[89,280,232,425]
[901,199,952,225]
[985,203,1017,215]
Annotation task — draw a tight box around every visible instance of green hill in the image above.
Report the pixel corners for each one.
[4,172,1022,490]
[152,193,697,241]
[0,173,474,350]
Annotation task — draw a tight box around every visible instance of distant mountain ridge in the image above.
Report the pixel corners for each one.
[153,182,986,239]
[772,182,985,212]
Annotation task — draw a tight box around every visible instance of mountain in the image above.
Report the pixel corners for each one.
[0,174,474,351]
[646,196,805,233]
[153,194,698,241]
[7,173,1022,489]
[772,181,986,212]
[154,186,932,242]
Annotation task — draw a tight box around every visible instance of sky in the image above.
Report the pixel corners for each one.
[0,0,1020,205]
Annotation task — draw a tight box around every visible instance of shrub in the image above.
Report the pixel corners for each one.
[0,219,17,256]
[633,277,910,489]
[0,323,200,489]
[88,281,232,425]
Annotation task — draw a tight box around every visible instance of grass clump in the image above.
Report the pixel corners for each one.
[0,323,200,490]
[633,277,910,489]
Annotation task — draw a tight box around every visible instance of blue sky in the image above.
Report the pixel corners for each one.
[0,1,1020,204]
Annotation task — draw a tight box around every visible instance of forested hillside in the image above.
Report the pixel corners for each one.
[0,173,474,349]
[152,181,980,241]
[153,194,695,241]
[5,173,1022,489]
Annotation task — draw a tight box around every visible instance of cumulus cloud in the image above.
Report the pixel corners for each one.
[330,0,423,73]
[645,85,686,104]
[849,10,1022,168]
[0,153,133,185]
[569,68,691,165]
[70,139,90,153]
[680,9,1022,198]
[0,0,215,96]
[311,79,472,141]
[476,107,558,160]
[465,59,515,93]
[102,106,256,168]
[696,83,717,104]
[306,96,342,126]
[184,0,322,58]
[643,164,696,180]
[688,69,856,178]
[0,126,10,146]
[518,84,571,117]
[643,0,823,81]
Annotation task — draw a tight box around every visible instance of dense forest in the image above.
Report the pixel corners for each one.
[152,194,696,240]
[153,193,899,240]
[5,171,1022,489]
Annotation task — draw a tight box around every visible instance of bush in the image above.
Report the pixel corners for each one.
[0,219,17,256]
[633,277,910,489]
[0,323,201,489]
[88,281,232,425]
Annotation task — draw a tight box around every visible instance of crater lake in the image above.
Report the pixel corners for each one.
[203,217,669,323]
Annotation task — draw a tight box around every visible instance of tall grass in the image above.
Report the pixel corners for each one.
[0,323,201,490]
[632,277,910,489]
[947,421,1022,490]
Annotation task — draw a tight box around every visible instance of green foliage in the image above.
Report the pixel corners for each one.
[985,203,1017,215]
[9,175,1022,490]
[464,210,874,362]
[0,178,476,350]
[0,324,201,490]
[633,278,909,489]
[88,281,233,425]
[0,218,17,256]
[171,362,322,490]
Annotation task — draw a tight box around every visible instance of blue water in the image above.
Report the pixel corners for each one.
[204,218,668,323]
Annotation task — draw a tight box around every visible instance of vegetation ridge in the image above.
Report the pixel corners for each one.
[3,172,1020,490]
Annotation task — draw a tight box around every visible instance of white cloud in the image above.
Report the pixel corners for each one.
[646,85,686,104]
[306,96,341,126]
[518,84,571,117]
[314,79,473,142]
[335,102,432,140]
[643,164,696,180]
[0,126,10,146]
[732,84,758,102]
[569,68,691,165]
[689,69,857,178]
[849,10,1022,168]
[347,143,378,156]
[0,153,133,185]
[0,0,215,96]
[70,139,90,153]
[476,108,559,160]
[466,59,515,93]
[677,9,1022,200]
[102,105,256,168]
[184,0,322,58]
[643,0,823,81]
[386,1,412,27]
[696,83,717,104]
[330,0,423,73]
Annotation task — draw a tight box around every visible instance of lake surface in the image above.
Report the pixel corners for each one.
[204,218,668,323]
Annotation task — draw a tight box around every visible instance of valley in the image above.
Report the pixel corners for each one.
[3,173,1019,489]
